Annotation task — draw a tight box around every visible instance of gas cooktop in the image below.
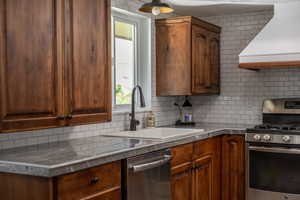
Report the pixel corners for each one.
[247,123,300,135]
[246,98,300,145]
[253,124,300,131]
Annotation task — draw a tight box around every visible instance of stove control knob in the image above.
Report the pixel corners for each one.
[263,134,271,141]
[282,135,291,142]
[253,134,261,141]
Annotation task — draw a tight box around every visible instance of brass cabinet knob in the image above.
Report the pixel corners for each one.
[90,176,100,185]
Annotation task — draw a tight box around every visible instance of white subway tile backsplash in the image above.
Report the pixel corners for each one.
[191,11,300,125]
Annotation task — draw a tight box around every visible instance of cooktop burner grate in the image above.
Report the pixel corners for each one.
[254,124,300,131]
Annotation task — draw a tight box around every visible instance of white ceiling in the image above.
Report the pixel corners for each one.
[167,0,298,6]
[150,0,299,17]
[170,3,273,17]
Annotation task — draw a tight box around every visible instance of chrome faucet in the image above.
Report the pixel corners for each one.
[130,85,146,131]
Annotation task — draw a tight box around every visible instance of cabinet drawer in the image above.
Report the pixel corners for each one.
[171,143,194,167]
[193,137,221,158]
[56,161,121,200]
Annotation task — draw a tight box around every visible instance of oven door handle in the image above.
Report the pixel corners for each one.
[249,146,300,154]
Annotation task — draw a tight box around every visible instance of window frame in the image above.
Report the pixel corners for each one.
[111,8,152,113]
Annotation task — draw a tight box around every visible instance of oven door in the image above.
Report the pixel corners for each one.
[247,144,300,200]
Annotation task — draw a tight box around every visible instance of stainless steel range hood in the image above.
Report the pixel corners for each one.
[239,2,300,69]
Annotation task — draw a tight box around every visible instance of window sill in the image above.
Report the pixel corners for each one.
[113,107,152,115]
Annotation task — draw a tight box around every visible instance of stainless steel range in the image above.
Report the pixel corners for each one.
[246,98,300,200]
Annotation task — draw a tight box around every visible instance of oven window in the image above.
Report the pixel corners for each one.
[250,150,300,194]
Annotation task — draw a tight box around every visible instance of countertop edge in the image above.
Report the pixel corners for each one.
[0,128,246,177]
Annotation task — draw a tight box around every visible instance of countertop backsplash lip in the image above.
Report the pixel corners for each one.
[0,122,251,177]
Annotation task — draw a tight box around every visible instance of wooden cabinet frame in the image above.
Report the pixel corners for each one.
[171,137,221,200]
[0,161,121,200]
[156,16,221,96]
[171,135,245,200]
[0,0,112,133]
[63,0,112,126]
[221,135,245,200]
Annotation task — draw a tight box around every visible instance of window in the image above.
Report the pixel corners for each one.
[112,8,151,111]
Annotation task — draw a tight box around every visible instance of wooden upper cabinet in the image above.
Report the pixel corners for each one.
[0,0,64,132]
[192,25,210,94]
[156,22,192,96]
[156,16,221,96]
[64,0,112,125]
[208,32,220,93]
[0,0,112,132]
[192,26,220,94]
[221,135,245,200]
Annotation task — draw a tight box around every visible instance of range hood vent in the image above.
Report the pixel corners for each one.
[239,2,300,69]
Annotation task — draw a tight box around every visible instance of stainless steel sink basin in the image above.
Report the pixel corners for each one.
[103,128,204,140]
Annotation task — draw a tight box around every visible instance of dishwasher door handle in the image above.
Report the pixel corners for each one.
[130,155,172,173]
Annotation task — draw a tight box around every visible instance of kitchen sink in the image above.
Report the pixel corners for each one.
[103,128,204,140]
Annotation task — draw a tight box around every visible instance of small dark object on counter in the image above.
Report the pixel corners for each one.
[175,120,196,126]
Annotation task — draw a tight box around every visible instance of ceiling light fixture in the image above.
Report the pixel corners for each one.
[139,0,174,16]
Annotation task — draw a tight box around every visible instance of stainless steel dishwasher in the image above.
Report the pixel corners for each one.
[125,149,172,200]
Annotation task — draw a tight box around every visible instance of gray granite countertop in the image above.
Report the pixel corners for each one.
[0,123,251,177]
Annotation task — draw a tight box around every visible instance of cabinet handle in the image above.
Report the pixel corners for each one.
[67,114,73,120]
[90,176,100,185]
[56,116,65,120]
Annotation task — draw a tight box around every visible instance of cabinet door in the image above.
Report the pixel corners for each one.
[171,144,194,200]
[191,25,210,94]
[64,0,112,125]
[193,137,221,200]
[156,22,192,96]
[0,0,64,132]
[207,32,220,94]
[193,154,213,200]
[221,135,245,200]
[171,162,193,200]
[192,25,220,94]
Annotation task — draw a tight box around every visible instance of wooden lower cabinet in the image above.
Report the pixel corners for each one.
[193,154,214,200]
[171,137,221,200]
[0,173,54,200]
[171,163,193,200]
[171,143,194,200]
[0,135,245,200]
[193,137,221,200]
[0,161,121,200]
[221,135,245,200]
[76,188,121,200]
[171,135,244,200]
